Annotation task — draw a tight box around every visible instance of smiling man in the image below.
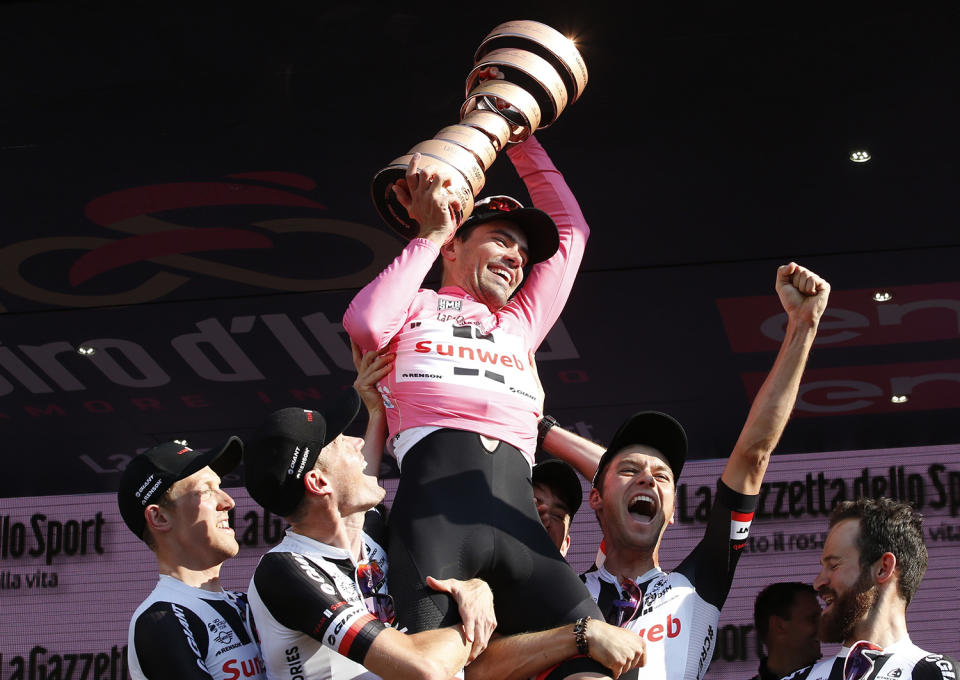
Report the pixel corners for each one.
[782,498,959,680]
[343,133,611,678]
[118,438,265,680]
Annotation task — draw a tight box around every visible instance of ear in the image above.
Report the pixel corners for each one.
[768,614,787,637]
[144,504,173,536]
[439,237,458,263]
[588,487,603,511]
[875,552,897,585]
[561,534,571,555]
[303,468,333,499]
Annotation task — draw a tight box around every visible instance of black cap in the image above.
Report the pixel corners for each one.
[461,195,559,264]
[533,459,583,517]
[592,412,688,488]
[244,389,361,517]
[117,437,243,539]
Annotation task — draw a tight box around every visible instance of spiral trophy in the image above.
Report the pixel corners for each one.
[371,20,588,239]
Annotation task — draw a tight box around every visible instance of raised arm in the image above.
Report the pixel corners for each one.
[720,262,830,495]
[540,421,605,482]
[505,136,590,348]
[342,154,459,351]
[351,340,393,474]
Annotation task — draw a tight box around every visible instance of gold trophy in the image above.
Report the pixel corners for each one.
[371,20,588,239]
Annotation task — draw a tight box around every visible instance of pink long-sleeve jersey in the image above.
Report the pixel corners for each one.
[343,137,589,465]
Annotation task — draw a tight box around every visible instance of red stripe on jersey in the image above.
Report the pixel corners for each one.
[731,511,754,522]
[337,613,377,657]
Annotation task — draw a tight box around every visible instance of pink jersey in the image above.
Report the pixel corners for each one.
[343,137,589,464]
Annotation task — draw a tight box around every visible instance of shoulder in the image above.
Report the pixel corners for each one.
[910,651,960,680]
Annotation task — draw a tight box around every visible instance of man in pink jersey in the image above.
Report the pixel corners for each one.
[343,136,629,677]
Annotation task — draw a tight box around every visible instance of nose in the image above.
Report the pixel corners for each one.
[812,567,827,592]
[218,489,236,511]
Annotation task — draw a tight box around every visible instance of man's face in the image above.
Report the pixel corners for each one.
[779,590,822,666]
[533,481,572,557]
[319,434,386,515]
[589,446,676,555]
[164,466,238,566]
[444,221,529,310]
[813,518,878,644]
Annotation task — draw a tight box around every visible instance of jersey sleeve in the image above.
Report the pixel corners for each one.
[253,551,387,666]
[913,653,960,680]
[674,479,757,610]
[503,135,590,348]
[343,238,439,351]
[132,601,215,680]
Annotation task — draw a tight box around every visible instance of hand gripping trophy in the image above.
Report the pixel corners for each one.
[371,20,588,237]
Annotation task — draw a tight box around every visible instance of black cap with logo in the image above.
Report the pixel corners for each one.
[533,458,584,517]
[244,389,361,517]
[592,412,688,488]
[117,437,243,540]
[461,195,559,265]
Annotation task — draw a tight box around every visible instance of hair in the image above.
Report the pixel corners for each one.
[828,497,928,605]
[753,582,817,646]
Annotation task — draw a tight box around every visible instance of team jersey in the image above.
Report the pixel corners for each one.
[581,480,757,680]
[783,637,960,680]
[127,575,265,680]
[247,509,391,680]
[343,136,589,465]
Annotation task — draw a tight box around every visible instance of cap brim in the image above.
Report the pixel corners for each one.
[465,207,560,264]
[209,436,243,476]
[533,459,583,515]
[322,388,362,447]
[594,412,688,486]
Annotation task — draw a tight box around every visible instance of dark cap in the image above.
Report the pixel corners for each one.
[592,412,688,488]
[461,195,559,264]
[244,389,361,517]
[533,459,583,516]
[117,437,243,539]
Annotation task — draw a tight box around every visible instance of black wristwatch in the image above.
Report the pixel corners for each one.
[537,415,559,447]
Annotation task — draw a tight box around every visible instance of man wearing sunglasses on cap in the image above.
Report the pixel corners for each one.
[467,262,830,680]
[243,385,497,680]
[782,498,958,680]
[343,134,614,677]
[118,438,266,680]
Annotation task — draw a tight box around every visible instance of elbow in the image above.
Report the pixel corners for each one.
[412,660,451,680]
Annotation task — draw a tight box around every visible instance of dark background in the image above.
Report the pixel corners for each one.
[1,1,958,497]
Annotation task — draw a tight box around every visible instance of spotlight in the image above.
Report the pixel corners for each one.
[873,291,892,302]
[849,150,871,163]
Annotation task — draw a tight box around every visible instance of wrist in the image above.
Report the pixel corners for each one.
[537,415,559,448]
[574,616,591,657]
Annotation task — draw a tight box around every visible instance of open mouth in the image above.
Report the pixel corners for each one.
[627,494,657,522]
[217,519,232,530]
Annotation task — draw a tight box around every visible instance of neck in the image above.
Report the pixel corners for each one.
[846,595,909,648]
[156,555,224,592]
[291,507,367,563]
[765,648,808,678]
[602,543,658,582]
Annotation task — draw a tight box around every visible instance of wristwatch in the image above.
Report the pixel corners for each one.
[537,415,559,447]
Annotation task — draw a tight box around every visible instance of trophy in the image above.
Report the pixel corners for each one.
[371,20,588,239]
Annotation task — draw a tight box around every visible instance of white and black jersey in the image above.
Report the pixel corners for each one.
[247,509,391,680]
[127,575,265,680]
[581,480,757,680]
[783,638,960,680]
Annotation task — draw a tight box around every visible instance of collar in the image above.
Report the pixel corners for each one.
[281,528,366,565]
[594,551,663,596]
[437,286,475,302]
[157,573,227,597]
[838,636,913,658]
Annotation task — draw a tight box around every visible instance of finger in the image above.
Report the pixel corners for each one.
[350,340,362,370]
[424,575,453,594]
[405,153,423,188]
[392,182,412,210]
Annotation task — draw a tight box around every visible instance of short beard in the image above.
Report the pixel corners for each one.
[819,568,878,643]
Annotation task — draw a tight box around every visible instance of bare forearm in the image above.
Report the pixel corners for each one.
[722,316,818,494]
[541,425,604,481]
[362,407,387,476]
[466,627,577,680]
[366,626,470,680]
